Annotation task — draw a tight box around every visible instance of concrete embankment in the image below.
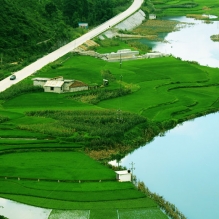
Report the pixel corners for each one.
[100,9,146,39]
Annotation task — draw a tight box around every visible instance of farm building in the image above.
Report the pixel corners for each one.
[44,80,64,93]
[32,77,51,87]
[115,170,132,182]
[32,76,88,93]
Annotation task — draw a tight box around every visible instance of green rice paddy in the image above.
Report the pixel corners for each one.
[1,53,219,218]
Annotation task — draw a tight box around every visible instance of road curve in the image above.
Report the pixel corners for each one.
[0,0,143,92]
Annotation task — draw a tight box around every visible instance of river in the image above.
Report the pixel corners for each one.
[121,113,219,219]
[120,16,219,219]
[140,15,219,68]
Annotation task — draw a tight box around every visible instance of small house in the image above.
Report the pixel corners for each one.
[32,77,51,87]
[78,23,88,29]
[115,170,132,182]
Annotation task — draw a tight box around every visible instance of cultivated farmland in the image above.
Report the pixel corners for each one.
[1,53,219,218]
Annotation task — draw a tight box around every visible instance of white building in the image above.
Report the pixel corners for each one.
[106,49,139,61]
[78,23,88,29]
[115,170,132,182]
[32,77,51,87]
[149,14,156,20]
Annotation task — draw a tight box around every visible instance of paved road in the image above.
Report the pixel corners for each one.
[0,0,143,92]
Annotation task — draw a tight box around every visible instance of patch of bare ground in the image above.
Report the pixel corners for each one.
[86,145,132,161]
[132,19,179,41]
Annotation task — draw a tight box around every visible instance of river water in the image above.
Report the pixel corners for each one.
[140,16,219,68]
[0,197,51,219]
[121,113,219,219]
[1,16,219,219]
[120,16,219,219]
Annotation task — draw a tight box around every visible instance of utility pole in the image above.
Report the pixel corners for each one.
[130,162,135,174]
[129,162,135,183]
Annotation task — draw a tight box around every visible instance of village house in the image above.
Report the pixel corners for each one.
[78,22,88,29]
[115,170,132,182]
[32,76,88,93]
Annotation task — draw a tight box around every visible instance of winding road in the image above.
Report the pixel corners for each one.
[0,0,143,92]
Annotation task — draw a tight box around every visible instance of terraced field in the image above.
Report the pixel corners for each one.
[1,52,219,218]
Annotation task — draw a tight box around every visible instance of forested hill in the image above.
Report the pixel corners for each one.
[0,0,131,74]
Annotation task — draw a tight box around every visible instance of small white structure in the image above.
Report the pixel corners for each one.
[115,170,132,182]
[78,22,88,29]
[143,52,166,58]
[32,77,51,87]
[149,14,156,20]
[106,49,139,61]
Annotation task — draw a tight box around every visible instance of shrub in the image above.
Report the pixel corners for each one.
[0,82,43,100]
[0,115,9,123]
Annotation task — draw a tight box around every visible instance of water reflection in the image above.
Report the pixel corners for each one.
[121,113,219,219]
[140,16,219,68]
[0,198,51,219]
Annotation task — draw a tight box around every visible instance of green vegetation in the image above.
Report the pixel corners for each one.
[0,0,132,78]
[0,52,219,219]
[95,38,151,54]
[150,0,219,18]
[211,34,219,42]
[133,19,179,41]
[0,216,8,219]
[138,181,185,219]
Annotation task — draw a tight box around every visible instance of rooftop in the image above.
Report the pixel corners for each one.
[70,80,87,88]
[44,80,64,87]
[115,170,131,175]
[32,77,51,81]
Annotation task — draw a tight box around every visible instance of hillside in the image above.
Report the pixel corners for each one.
[0,0,132,76]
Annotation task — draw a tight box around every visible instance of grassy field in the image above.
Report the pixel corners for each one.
[152,0,219,18]
[1,54,219,218]
[47,208,168,219]
[4,55,218,123]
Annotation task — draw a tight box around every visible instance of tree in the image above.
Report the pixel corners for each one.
[45,2,57,17]
[0,215,8,219]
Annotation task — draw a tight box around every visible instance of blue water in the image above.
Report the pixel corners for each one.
[121,113,219,219]
[141,16,219,68]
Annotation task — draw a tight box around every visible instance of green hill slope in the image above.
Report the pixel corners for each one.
[0,0,132,76]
